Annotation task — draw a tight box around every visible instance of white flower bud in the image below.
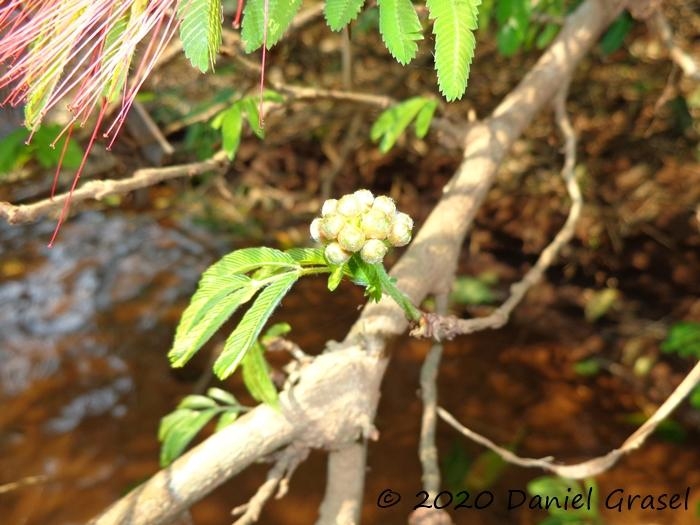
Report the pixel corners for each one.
[337,194,362,217]
[320,213,345,240]
[360,239,388,264]
[360,208,391,240]
[388,221,412,247]
[372,195,396,217]
[337,224,366,252]
[393,211,414,231]
[310,217,323,242]
[325,242,351,265]
[353,189,374,210]
[321,198,338,216]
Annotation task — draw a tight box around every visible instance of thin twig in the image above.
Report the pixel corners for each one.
[438,357,700,479]
[0,475,47,495]
[418,293,448,496]
[648,11,700,80]
[411,77,582,340]
[0,151,230,224]
[231,446,309,525]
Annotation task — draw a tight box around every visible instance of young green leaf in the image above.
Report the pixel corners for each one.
[661,322,700,359]
[214,272,299,379]
[262,322,292,342]
[169,281,258,367]
[241,97,265,138]
[285,247,327,266]
[346,255,383,301]
[101,15,130,102]
[242,343,279,406]
[600,11,633,56]
[0,130,28,174]
[158,408,219,466]
[328,265,345,291]
[325,0,367,32]
[426,0,480,101]
[177,394,219,410]
[215,409,241,431]
[218,247,299,274]
[414,99,438,138]
[377,0,423,65]
[495,0,529,56]
[212,104,243,159]
[177,0,223,72]
[241,0,303,52]
[371,97,431,152]
[206,387,239,406]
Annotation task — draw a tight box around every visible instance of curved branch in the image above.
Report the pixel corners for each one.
[0,151,231,224]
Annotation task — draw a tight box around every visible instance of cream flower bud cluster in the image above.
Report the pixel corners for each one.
[310,190,414,265]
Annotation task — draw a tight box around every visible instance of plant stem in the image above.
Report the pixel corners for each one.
[374,264,422,321]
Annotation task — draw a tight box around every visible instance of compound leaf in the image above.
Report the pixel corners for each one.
[159,407,219,466]
[241,0,303,52]
[177,0,223,72]
[377,0,422,65]
[426,0,480,101]
[242,343,279,406]
[371,97,433,152]
[325,0,367,31]
[214,271,299,378]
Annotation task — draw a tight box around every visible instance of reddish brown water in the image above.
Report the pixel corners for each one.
[1,212,699,525]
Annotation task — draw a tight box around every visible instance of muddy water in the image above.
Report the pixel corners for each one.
[1,212,699,525]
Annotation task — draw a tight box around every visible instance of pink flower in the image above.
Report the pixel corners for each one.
[0,0,180,245]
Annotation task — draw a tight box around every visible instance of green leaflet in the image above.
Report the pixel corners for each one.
[168,247,299,367]
[159,408,219,466]
[241,0,303,52]
[325,0,367,32]
[414,99,438,138]
[211,104,242,159]
[101,0,149,103]
[158,387,243,466]
[661,322,700,359]
[285,247,327,266]
[377,0,422,65]
[177,0,223,72]
[24,14,78,129]
[210,91,282,159]
[370,97,437,152]
[169,279,257,367]
[599,11,633,56]
[101,16,130,103]
[426,0,480,102]
[495,0,529,56]
[242,342,279,406]
[214,271,299,379]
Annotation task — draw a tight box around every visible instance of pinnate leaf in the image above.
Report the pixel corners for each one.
[168,248,298,367]
[377,0,423,65]
[242,343,279,406]
[426,0,480,101]
[159,408,219,466]
[371,97,436,152]
[241,0,303,52]
[214,272,299,379]
[177,0,223,72]
[325,0,367,31]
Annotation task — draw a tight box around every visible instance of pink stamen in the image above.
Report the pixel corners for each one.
[48,98,108,248]
[50,124,75,200]
[233,0,244,29]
